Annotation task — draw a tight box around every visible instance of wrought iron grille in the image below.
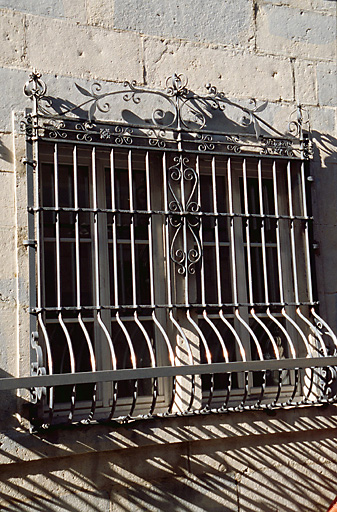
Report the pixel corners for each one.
[1,71,337,428]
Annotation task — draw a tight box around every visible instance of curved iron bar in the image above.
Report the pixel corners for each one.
[250,309,282,407]
[78,314,97,423]
[186,310,214,411]
[38,315,54,425]
[133,312,158,416]
[202,311,232,410]
[297,308,328,357]
[96,313,118,420]
[58,314,76,422]
[311,308,337,400]
[116,313,138,418]
[219,310,249,410]
[151,311,177,415]
[311,308,337,352]
[297,308,334,400]
[281,308,315,403]
[266,308,299,406]
[235,309,266,408]
[168,310,195,412]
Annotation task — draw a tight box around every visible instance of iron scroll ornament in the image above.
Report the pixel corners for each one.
[23,70,311,152]
[168,155,202,276]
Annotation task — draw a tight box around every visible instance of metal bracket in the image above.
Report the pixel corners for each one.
[23,239,37,248]
[22,158,37,168]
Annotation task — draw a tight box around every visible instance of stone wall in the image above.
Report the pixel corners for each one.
[0,1,336,510]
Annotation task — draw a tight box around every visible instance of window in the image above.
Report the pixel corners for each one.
[22,72,337,426]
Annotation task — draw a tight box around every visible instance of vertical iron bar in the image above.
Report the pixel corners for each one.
[32,133,54,420]
[272,161,284,305]
[128,150,137,308]
[54,143,76,420]
[242,158,253,305]
[127,149,138,415]
[287,161,299,304]
[163,152,173,308]
[162,152,177,413]
[257,159,269,305]
[110,149,119,308]
[300,161,313,303]
[144,151,158,415]
[212,156,222,305]
[108,148,118,418]
[227,158,238,306]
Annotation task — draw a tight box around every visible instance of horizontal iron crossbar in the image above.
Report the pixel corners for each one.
[1,356,336,391]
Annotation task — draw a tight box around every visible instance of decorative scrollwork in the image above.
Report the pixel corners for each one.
[301,138,314,160]
[288,104,310,138]
[100,128,111,139]
[23,71,311,159]
[114,125,133,145]
[227,144,242,153]
[223,135,241,153]
[147,128,167,147]
[75,122,96,141]
[168,156,201,275]
[30,331,46,404]
[260,137,294,157]
[20,113,34,138]
[46,119,67,139]
[24,70,47,100]
[239,98,269,139]
[149,138,166,148]
[196,134,215,152]
[166,73,188,96]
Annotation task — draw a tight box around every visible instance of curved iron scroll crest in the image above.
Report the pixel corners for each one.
[23,70,311,148]
[168,156,201,275]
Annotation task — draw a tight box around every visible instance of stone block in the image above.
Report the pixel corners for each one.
[317,62,337,107]
[114,0,254,47]
[310,106,336,137]
[310,0,337,12]
[0,133,14,172]
[0,0,64,17]
[144,38,294,102]
[256,5,336,60]
[25,15,143,82]
[257,0,312,7]
[0,173,15,227]
[0,9,26,67]
[63,0,87,24]
[86,0,114,28]
[0,68,31,132]
[0,303,17,365]
[0,228,16,299]
[294,60,317,105]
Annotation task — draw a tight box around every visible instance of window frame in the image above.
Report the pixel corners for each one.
[17,71,337,427]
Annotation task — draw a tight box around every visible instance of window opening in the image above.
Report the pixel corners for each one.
[10,71,337,427]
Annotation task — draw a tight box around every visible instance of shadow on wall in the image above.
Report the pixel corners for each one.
[0,406,337,511]
[0,137,12,166]
[312,131,337,166]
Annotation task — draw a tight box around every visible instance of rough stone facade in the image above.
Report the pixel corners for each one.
[0,1,336,510]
